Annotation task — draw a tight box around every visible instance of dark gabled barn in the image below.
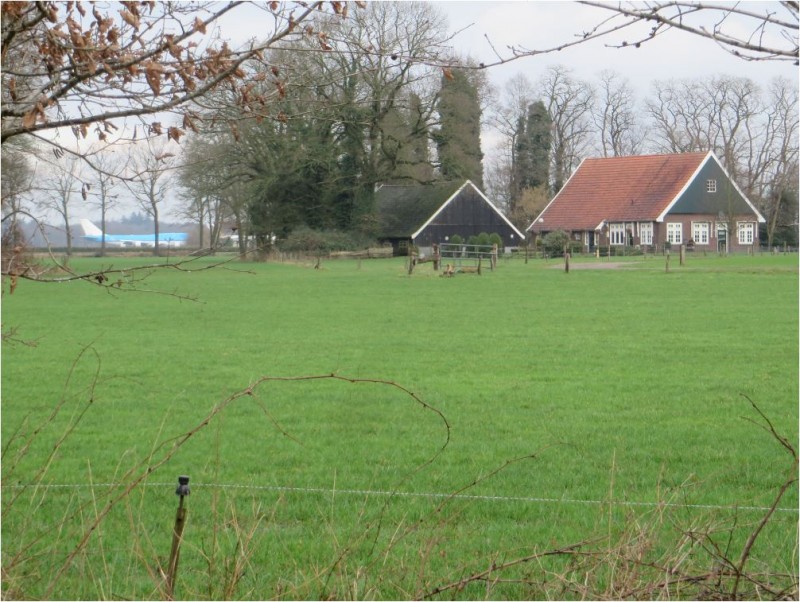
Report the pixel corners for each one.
[375,180,525,255]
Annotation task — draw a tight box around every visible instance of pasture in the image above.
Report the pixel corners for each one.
[2,253,798,600]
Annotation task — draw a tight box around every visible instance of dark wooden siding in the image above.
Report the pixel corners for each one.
[670,161,753,216]
[414,188,521,247]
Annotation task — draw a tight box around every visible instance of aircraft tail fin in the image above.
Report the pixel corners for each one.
[80,219,104,237]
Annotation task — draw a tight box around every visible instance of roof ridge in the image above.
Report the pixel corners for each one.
[585,151,708,161]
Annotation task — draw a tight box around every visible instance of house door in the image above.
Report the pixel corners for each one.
[587,231,595,251]
[717,224,727,253]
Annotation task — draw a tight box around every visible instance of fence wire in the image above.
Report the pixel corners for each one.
[3,481,796,514]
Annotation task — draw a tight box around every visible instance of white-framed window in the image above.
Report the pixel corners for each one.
[609,223,626,245]
[706,179,717,193]
[692,221,710,245]
[639,222,653,245]
[666,222,683,245]
[738,222,755,245]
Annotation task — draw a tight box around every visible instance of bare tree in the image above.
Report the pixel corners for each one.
[645,75,762,167]
[1,137,36,248]
[751,77,799,248]
[538,65,595,193]
[487,74,536,210]
[88,151,122,257]
[126,142,176,256]
[483,145,514,215]
[592,70,642,157]
[38,156,84,256]
[645,79,712,153]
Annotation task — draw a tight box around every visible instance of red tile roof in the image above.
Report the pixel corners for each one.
[528,152,709,232]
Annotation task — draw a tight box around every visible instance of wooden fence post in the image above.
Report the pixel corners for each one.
[433,244,440,271]
[680,244,685,266]
[665,250,671,273]
[564,251,570,273]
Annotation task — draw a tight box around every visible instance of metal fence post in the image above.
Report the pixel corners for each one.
[166,475,190,600]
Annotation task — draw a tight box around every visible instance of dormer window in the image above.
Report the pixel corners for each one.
[706,179,717,193]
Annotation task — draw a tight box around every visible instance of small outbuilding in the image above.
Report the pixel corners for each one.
[375,180,525,256]
[527,151,765,253]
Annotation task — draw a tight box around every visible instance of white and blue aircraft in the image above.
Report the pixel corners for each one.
[80,219,188,248]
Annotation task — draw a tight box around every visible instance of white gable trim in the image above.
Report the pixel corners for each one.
[526,158,587,232]
[411,180,526,241]
[655,151,765,223]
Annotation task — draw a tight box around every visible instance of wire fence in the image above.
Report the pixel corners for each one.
[3,481,796,514]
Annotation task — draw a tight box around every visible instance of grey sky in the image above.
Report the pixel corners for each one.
[435,1,796,92]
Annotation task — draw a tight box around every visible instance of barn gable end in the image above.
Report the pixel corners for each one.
[376,180,524,254]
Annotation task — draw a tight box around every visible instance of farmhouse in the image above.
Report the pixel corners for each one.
[375,180,525,256]
[527,151,765,253]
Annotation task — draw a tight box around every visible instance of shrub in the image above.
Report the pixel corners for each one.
[488,233,503,250]
[449,234,463,245]
[278,227,375,254]
[568,241,583,255]
[541,230,570,256]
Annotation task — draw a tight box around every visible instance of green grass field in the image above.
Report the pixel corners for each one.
[2,253,798,599]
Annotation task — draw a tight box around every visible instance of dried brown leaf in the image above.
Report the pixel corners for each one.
[119,9,139,29]
[22,110,36,130]
[167,127,184,143]
[144,61,163,96]
[182,113,199,133]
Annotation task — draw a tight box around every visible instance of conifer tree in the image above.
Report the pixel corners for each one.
[435,69,483,187]
[510,101,551,212]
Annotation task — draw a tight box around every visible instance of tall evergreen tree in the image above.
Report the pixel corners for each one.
[435,69,483,187]
[509,114,529,208]
[526,101,552,191]
[510,101,551,212]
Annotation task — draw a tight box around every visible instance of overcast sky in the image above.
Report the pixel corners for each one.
[434,1,796,93]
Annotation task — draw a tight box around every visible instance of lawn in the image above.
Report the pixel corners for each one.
[2,252,797,599]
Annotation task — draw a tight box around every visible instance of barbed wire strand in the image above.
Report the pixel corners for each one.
[3,481,796,513]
